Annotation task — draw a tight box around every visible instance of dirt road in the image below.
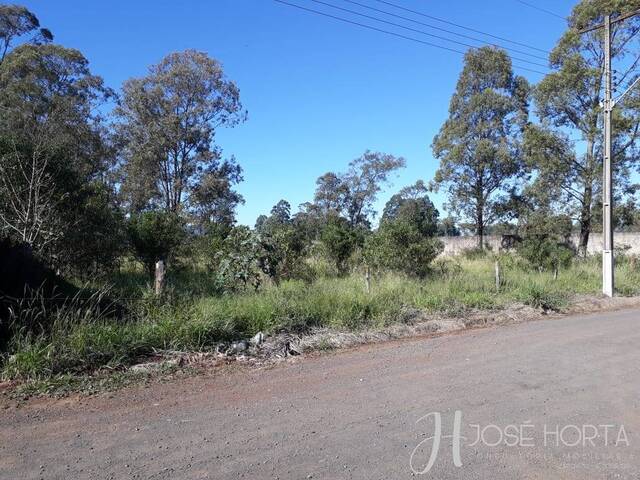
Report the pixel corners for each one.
[3,308,640,479]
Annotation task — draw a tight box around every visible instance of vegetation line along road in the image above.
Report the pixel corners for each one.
[1,1,640,390]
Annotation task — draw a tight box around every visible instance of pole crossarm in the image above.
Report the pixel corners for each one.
[577,9,640,33]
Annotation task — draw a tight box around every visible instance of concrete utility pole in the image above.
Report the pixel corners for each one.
[580,10,640,297]
[603,14,614,297]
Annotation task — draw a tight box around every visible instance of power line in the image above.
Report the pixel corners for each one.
[370,0,550,54]
[306,0,549,68]
[273,0,549,75]
[339,0,548,61]
[515,0,565,21]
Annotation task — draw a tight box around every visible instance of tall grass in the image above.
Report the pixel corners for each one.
[3,256,639,380]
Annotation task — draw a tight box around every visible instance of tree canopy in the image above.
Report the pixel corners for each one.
[116,49,246,228]
[314,150,406,228]
[431,46,529,248]
[0,41,116,271]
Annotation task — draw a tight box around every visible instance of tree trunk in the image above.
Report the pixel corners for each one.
[578,185,593,257]
[577,139,596,257]
[476,207,484,249]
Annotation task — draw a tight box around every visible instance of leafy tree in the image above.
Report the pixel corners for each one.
[127,211,186,277]
[0,41,116,271]
[0,4,52,64]
[58,183,126,277]
[314,150,406,228]
[532,0,640,255]
[291,202,327,242]
[613,198,640,231]
[209,226,262,293]
[381,180,439,237]
[255,200,292,232]
[431,46,529,249]
[115,49,246,227]
[255,200,310,283]
[190,157,244,232]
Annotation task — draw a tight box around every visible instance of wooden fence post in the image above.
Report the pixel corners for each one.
[495,258,501,293]
[155,259,165,296]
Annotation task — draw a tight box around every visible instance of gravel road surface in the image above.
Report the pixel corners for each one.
[2,308,640,479]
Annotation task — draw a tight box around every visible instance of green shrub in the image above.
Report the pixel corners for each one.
[319,217,362,275]
[519,284,567,311]
[431,258,463,278]
[127,211,186,277]
[365,221,443,278]
[518,236,573,272]
[517,212,575,273]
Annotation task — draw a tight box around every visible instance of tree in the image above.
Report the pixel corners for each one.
[0,41,116,271]
[255,200,310,283]
[314,150,406,228]
[116,50,246,226]
[291,202,327,243]
[58,183,126,277]
[0,4,52,64]
[431,46,529,249]
[209,226,263,293]
[190,156,244,232]
[381,181,439,237]
[320,215,361,275]
[127,211,186,277]
[533,0,640,255]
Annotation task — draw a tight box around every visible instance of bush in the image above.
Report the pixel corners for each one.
[127,211,187,277]
[206,226,263,293]
[365,221,443,278]
[319,217,362,275]
[258,225,309,284]
[431,258,463,278]
[517,213,574,273]
[519,284,567,311]
[518,236,574,272]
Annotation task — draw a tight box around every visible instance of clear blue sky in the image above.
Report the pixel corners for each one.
[22,0,576,226]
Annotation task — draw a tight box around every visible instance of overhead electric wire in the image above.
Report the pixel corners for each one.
[273,0,549,75]
[305,0,549,69]
[370,0,550,54]
[515,0,565,21]
[341,0,548,61]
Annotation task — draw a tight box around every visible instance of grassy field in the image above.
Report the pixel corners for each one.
[3,254,640,382]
